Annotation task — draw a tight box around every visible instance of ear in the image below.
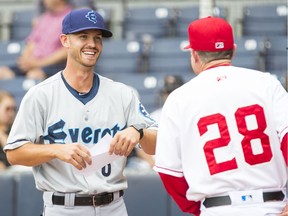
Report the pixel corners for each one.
[191,49,199,62]
[60,34,69,48]
[231,44,237,59]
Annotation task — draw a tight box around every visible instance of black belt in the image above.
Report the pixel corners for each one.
[203,191,285,208]
[52,190,124,207]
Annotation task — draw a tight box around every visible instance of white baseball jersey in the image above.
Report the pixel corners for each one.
[5,72,157,194]
[154,66,288,202]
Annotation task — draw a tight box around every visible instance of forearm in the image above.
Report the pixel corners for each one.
[139,129,157,155]
[6,142,92,170]
[280,133,288,165]
[21,43,34,57]
[6,143,57,166]
[0,131,8,148]
[136,148,155,167]
[159,173,201,215]
[37,48,67,67]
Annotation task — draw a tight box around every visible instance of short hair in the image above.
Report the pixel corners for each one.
[196,49,233,64]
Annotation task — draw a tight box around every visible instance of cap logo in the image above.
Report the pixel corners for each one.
[85,11,97,24]
[215,42,224,49]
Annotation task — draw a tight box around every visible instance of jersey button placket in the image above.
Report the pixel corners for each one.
[84,109,90,121]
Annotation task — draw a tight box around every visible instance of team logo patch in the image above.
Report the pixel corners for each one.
[215,42,224,49]
[139,103,154,121]
[241,195,253,202]
[85,11,97,24]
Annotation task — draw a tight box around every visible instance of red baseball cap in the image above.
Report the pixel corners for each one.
[184,16,234,51]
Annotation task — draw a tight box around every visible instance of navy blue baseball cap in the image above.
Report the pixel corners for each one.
[62,8,113,37]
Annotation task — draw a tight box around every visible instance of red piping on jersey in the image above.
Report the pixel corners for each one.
[154,165,183,174]
[281,133,288,165]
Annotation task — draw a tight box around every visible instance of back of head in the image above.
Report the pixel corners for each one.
[184,16,234,52]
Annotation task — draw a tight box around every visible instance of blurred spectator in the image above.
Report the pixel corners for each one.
[0,91,16,170]
[36,0,96,15]
[0,0,72,80]
[150,74,185,121]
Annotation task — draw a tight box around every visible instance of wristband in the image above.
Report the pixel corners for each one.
[131,125,144,140]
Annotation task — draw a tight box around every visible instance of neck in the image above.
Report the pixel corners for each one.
[202,59,232,71]
[0,123,8,133]
[62,69,94,93]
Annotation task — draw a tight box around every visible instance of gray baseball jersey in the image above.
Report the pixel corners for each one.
[5,72,157,194]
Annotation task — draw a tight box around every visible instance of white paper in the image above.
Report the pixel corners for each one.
[73,134,122,176]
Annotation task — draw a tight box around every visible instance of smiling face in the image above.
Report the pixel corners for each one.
[61,29,103,70]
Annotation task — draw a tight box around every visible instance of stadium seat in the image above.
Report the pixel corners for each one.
[0,173,15,216]
[97,7,113,31]
[95,38,145,75]
[0,40,24,66]
[122,6,175,40]
[265,36,287,87]
[0,77,40,109]
[174,6,199,37]
[106,73,161,113]
[175,5,227,37]
[242,4,288,36]
[9,9,36,40]
[232,36,266,71]
[146,37,192,74]
[14,171,43,216]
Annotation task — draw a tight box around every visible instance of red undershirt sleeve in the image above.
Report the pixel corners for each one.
[281,133,288,165]
[158,172,201,216]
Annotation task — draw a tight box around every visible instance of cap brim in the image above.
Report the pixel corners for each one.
[68,27,113,38]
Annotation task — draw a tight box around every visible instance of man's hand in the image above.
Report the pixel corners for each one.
[279,204,288,216]
[54,143,92,170]
[109,127,140,156]
[17,55,38,72]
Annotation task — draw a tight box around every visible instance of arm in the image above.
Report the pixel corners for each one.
[136,148,155,168]
[18,47,67,71]
[6,142,92,170]
[32,47,67,68]
[0,130,8,148]
[139,128,157,155]
[279,204,288,216]
[280,133,288,165]
[159,172,201,216]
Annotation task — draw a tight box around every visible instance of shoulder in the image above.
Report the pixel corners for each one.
[24,72,62,98]
[98,75,134,94]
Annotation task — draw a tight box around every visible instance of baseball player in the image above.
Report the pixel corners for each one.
[154,16,288,216]
[4,8,157,216]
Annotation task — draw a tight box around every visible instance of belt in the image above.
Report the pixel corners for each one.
[52,190,124,207]
[203,191,285,208]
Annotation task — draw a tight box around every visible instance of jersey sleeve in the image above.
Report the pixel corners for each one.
[154,93,183,177]
[124,85,158,130]
[271,76,288,141]
[4,86,44,151]
[159,173,200,216]
[270,76,288,164]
